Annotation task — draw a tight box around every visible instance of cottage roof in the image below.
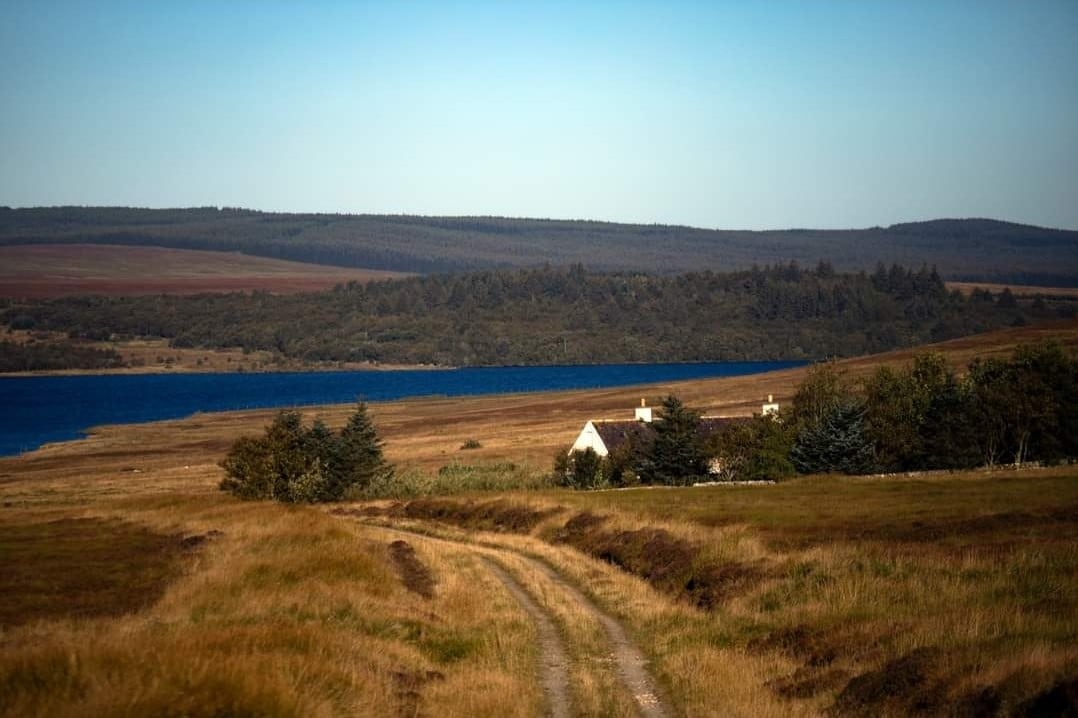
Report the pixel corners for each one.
[593,421,652,454]
[591,415,751,454]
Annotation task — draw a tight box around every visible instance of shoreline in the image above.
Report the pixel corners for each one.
[2,319,1076,464]
[0,361,452,378]
[0,358,806,379]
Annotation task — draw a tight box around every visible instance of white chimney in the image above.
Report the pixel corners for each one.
[762,394,779,417]
[635,398,653,423]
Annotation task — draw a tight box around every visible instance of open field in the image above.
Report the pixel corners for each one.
[0,244,410,298]
[946,281,1078,299]
[1,320,1077,715]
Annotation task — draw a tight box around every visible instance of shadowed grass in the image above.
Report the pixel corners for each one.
[0,517,192,627]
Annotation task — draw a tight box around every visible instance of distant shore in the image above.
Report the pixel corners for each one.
[0,361,451,378]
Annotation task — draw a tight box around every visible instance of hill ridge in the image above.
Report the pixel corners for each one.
[2,207,1075,285]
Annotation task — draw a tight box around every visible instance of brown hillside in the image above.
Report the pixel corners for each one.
[0,244,410,298]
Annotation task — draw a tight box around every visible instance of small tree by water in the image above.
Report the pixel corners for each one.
[220,403,392,503]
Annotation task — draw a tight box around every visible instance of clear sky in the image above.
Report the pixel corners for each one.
[2,1,1076,230]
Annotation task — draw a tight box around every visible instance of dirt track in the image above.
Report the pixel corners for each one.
[361,522,670,718]
[480,557,573,718]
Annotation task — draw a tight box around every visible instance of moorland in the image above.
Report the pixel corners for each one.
[2,321,1076,717]
[0,243,408,298]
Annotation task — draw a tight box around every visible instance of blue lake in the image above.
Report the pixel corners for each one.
[0,361,803,457]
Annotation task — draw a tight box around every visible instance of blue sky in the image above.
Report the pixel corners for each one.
[2,1,1076,229]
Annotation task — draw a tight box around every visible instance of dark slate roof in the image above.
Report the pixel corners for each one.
[592,416,751,454]
[593,421,653,454]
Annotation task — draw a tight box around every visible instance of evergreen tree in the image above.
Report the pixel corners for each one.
[334,402,393,497]
[791,399,876,475]
[640,395,709,486]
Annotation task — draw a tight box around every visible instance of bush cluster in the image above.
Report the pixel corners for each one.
[219,403,392,503]
[557,341,1078,488]
[787,341,1078,474]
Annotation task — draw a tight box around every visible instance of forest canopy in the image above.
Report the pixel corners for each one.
[2,263,1067,368]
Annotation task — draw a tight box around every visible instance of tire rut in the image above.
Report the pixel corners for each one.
[518,553,668,718]
[357,522,670,718]
[480,557,573,718]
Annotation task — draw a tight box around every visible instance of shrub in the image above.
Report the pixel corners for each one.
[460,439,482,450]
[556,448,610,490]
[353,462,552,499]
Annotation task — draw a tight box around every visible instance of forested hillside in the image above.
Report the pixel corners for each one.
[3,264,1065,367]
[2,207,1076,285]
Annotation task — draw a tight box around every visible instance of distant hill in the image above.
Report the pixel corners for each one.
[1,207,1075,285]
[0,243,408,299]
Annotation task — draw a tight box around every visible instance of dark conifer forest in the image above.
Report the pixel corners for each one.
[2,264,1066,368]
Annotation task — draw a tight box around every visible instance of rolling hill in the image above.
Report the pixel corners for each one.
[0,243,409,298]
[2,207,1075,285]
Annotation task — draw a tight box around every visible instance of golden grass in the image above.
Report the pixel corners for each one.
[354,473,1078,716]
[0,493,544,717]
[2,320,1077,715]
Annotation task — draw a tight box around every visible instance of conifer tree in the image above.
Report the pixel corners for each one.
[640,395,709,486]
[334,402,393,498]
[791,399,875,475]
[219,403,392,503]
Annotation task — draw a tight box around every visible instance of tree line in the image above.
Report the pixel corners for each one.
[0,339,122,372]
[3,264,1066,368]
[558,341,1078,488]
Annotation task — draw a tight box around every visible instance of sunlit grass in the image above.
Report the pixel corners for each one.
[0,496,542,718]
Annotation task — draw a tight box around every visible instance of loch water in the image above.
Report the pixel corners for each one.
[0,361,803,457]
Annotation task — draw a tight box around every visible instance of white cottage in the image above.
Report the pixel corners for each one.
[569,396,780,458]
